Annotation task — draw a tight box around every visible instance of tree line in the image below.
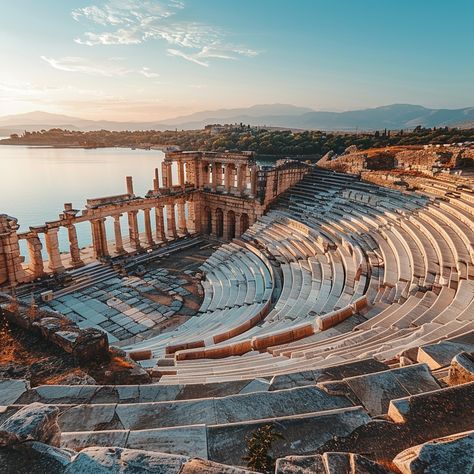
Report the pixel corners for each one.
[3,125,474,159]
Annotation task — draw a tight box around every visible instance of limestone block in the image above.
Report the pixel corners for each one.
[126,425,208,458]
[59,404,119,432]
[388,381,474,429]
[207,407,371,466]
[180,458,257,473]
[0,403,60,447]
[448,351,474,386]
[65,446,187,474]
[0,379,29,405]
[72,328,109,364]
[393,430,474,474]
[417,340,474,369]
[275,454,325,473]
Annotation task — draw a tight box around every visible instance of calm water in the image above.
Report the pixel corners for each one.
[0,145,169,259]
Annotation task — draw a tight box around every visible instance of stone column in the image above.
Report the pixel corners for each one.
[44,228,65,273]
[237,164,246,194]
[113,214,125,254]
[193,158,200,188]
[211,162,219,192]
[126,176,134,195]
[202,162,210,189]
[153,168,160,192]
[224,164,232,193]
[167,163,173,188]
[0,216,27,286]
[250,165,258,197]
[161,162,169,188]
[177,200,187,234]
[143,208,155,247]
[167,203,177,239]
[26,233,45,278]
[155,205,167,242]
[127,210,141,250]
[178,161,185,190]
[98,218,109,257]
[67,224,84,267]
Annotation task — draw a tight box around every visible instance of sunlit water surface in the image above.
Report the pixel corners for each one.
[0,145,168,260]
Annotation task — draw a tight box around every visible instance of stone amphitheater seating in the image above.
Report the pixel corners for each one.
[3,167,474,471]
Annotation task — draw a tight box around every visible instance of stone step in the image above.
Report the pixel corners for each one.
[61,406,372,465]
[11,358,389,405]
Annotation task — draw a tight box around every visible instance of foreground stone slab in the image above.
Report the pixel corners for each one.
[275,452,394,473]
[448,351,474,385]
[417,338,474,369]
[207,407,371,466]
[61,425,209,459]
[269,359,389,391]
[339,364,440,416]
[55,385,353,432]
[0,403,60,447]
[393,430,474,474]
[0,379,29,405]
[388,381,474,427]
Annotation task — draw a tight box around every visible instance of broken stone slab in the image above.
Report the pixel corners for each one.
[388,381,474,429]
[0,443,69,474]
[448,351,474,386]
[180,458,257,473]
[341,364,440,416]
[268,358,389,391]
[275,454,326,473]
[207,407,371,466]
[393,430,474,474]
[64,446,188,473]
[275,452,394,473]
[0,403,60,447]
[62,447,256,474]
[417,340,474,369]
[0,379,29,405]
[56,385,353,432]
[72,328,109,364]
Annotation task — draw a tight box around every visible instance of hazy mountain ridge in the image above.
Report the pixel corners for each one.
[1,104,474,134]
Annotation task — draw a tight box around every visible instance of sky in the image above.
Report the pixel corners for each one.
[0,0,473,121]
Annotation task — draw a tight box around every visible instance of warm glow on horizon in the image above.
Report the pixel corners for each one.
[1,0,474,121]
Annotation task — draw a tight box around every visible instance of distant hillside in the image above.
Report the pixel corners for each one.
[1,104,474,134]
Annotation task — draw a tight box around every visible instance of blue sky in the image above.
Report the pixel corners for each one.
[1,0,473,120]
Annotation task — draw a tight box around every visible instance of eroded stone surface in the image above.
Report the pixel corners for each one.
[0,379,29,405]
[448,352,474,386]
[393,430,474,474]
[0,403,60,447]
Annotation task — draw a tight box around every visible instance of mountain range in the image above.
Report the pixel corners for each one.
[1,104,474,135]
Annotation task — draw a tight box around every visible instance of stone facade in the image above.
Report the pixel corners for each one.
[0,151,309,287]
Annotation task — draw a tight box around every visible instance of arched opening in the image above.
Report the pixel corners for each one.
[227,210,236,240]
[204,206,212,235]
[240,213,249,234]
[216,208,224,238]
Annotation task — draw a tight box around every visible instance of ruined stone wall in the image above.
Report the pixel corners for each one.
[319,145,474,176]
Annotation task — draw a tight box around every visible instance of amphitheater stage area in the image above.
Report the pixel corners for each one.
[1,152,474,473]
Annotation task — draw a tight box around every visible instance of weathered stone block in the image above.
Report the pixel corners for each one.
[0,403,60,447]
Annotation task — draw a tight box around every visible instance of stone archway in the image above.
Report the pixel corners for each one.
[216,208,224,238]
[227,210,236,240]
[240,213,249,234]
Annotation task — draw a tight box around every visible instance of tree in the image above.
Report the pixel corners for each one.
[243,424,283,473]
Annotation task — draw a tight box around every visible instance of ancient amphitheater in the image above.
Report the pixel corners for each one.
[1,148,473,473]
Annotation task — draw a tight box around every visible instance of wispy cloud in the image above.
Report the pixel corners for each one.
[71,0,260,66]
[167,49,209,67]
[41,56,159,78]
